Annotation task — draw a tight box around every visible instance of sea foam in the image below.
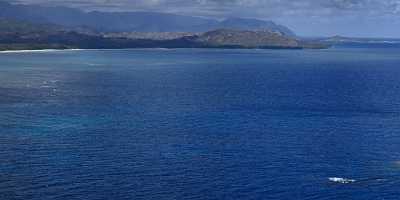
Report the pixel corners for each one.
[0,49,83,54]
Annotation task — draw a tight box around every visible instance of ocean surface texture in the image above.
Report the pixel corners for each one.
[1,46,400,199]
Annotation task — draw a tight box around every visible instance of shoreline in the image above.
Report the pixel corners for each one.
[0,46,330,54]
[0,49,85,53]
[0,48,184,54]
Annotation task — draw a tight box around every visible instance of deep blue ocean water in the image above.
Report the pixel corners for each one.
[1,46,400,200]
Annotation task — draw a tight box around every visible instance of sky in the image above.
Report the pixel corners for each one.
[9,0,400,37]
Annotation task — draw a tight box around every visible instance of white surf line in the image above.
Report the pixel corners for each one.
[0,49,84,54]
[0,48,181,54]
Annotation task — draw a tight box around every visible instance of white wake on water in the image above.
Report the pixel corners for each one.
[329,177,356,184]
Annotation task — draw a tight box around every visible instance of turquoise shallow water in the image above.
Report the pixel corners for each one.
[1,47,400,199]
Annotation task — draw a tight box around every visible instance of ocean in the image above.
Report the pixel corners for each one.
[1,46,400,199]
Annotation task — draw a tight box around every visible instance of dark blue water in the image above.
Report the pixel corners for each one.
[1,47,400,200]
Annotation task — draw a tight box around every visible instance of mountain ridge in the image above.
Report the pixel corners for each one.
[0,22,327,51]
[193,29,299,48]
[0,1,295,35]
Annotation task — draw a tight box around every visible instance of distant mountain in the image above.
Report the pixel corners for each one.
[0,27,326,51]
[193,29,299,48]
[0,18,62,33]
[0,1,295,35]
[218,18,295,36]
[0,4,325,51]
[322,35,400,44]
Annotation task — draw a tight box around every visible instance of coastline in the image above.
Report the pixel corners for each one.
[0,49,85,53]
[0,48,180,53]
[0,46,327,53]
[0,44,331,54]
